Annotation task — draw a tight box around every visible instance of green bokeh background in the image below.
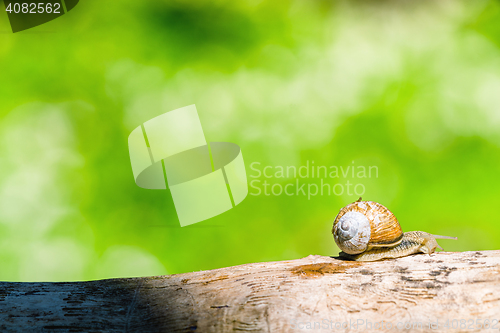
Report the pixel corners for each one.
[1,0,500,282]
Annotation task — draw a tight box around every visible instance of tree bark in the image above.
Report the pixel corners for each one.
[1,251,499,332]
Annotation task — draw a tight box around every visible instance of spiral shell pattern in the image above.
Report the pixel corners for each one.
[332,199,403,254]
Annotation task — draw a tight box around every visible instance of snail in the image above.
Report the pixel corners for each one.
[332,198,457,261]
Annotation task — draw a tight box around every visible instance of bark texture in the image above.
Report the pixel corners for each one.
[1,251,500,332]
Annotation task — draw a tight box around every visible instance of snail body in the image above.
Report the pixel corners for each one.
[332,198,457,261]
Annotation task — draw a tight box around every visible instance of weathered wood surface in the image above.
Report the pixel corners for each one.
[1,251,500,332]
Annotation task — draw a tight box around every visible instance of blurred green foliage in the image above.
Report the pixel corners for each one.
[1,0,500,282]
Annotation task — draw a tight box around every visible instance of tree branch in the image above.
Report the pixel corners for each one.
[1,251,499,332]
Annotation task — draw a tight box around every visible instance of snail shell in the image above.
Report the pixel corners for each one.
[332,198,403,254]
[332,198,457,261]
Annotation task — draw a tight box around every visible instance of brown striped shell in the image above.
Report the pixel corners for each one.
[332,198,403,254]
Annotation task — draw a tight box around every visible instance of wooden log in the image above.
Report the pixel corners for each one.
[1,251,500,332]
